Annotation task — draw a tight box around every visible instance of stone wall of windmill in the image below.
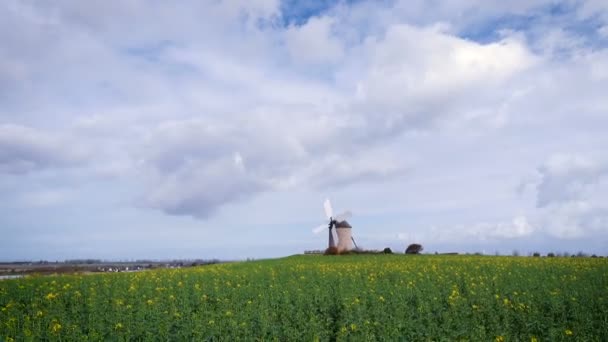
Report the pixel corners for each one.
[335,220,353,252]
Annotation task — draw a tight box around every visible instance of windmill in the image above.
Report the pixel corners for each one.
[313,199,358,252]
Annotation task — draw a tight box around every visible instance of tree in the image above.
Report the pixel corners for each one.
[383,247,393,254]
[405,243,423,254]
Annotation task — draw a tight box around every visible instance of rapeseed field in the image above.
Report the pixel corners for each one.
[1,255,607,341]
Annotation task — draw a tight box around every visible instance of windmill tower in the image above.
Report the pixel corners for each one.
[335,220,353,252]
[314,199,356,253]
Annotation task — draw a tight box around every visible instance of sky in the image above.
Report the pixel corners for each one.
[1,0,608,261]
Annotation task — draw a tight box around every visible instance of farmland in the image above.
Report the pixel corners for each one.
[1,255,607,341]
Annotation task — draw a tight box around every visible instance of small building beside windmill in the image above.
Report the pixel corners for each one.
[335,220,353,252]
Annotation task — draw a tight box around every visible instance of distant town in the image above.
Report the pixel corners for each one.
[0,259,224,277]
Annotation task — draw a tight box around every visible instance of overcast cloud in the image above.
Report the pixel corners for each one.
[1,0,607,260]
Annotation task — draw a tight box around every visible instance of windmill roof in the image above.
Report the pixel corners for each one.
[335,220,352,228]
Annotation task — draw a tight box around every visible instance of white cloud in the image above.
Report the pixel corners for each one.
[2,0,608,259]
[134,114,412,216]
[536,154,605,208]
[421,216,535,243]
[470,216,535,239]
[350,24,537,136]
[0,124,84,174]
[285,16,344,64]
[298,148,410,189]
[531,155,608,239]
[18,189,73,207]
[577,0,608,21]
[142,155,267,218]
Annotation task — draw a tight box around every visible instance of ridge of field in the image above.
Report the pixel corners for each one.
[1,255,607,341]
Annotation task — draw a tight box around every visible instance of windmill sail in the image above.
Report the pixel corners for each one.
[328,228,336,248]
[313,224,327,234]
[324,199,333,219]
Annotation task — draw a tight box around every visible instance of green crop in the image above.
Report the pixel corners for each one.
[1,255,607,341]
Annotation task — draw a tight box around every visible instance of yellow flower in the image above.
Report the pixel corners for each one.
[495,336,504,342]
[45,293,57,300]
[115,323,123,330]
[51,322,62,333]
[531,337,538,342]
[565,329,573,336]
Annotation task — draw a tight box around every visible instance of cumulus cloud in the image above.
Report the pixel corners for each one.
[417,216,535,243]
[466,216,535,239]
[1,0,608,262]
[17,189,73,207]
[299,149,410,189]
[349,24,537,138]
[134,114,411,217]
[532,155,608,238]
[0,124,83,174]
[535,155,606,207]
[142,155,267,218]
[285,16,344,64]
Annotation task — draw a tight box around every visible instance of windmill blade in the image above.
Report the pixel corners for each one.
[351,236,359,250]
[334,210,352,222]
[323,198,333,219]
[312,224,327,234]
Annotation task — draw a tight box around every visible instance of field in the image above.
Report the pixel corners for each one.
[1,255,607,341]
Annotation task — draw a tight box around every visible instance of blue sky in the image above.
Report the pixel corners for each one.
[1,0,608,261]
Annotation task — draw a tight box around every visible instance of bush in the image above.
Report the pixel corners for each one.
[405,244,423,254]
[533,252,540,257]
[324,246,339,255]
[547,252,555,257]
[383,247,393,254]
